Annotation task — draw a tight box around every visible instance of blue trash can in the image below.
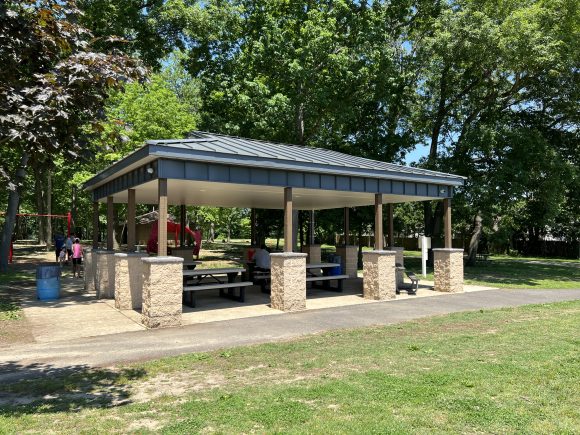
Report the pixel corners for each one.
[330,255,342,276]
[36,265,61,300]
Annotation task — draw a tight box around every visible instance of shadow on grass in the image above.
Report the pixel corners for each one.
[0,361,146,414]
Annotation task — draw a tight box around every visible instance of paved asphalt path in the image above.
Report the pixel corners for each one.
[1,289,579,382]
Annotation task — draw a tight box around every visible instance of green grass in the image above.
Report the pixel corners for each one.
[403,255,579,288]
[1,301,579,433]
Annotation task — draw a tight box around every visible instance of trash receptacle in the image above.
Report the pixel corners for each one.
[36,265,61,300]
[330,255,342,275]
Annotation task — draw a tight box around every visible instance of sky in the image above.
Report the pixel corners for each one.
[404,143,429,165]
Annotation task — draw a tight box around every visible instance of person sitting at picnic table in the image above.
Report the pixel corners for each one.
[254,244,271,271]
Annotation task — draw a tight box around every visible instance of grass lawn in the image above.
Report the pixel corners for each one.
[402,254,579,289]
[1,301,579,433]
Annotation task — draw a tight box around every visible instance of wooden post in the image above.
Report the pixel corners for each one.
[127,189,136,251]
[158,178,168,256]
[387,203,394,248]
[284,187,293,252]
[106,196,114,250]
[444,198,452,248]
[251,208,256,245]
[179,204,186,247]
[375,194,383,250]
[343,207,350,245]
[92,201,99,249]
[309,210,315,245]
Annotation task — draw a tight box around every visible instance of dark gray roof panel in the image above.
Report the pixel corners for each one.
[148,131,465,183]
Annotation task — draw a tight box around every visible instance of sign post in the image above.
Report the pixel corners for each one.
[419,236,431,278]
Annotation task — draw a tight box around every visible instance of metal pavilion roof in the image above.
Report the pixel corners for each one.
[145,131,465,185]
[83,131,465,209]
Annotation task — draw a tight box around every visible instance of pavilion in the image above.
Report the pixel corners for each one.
[83,131,465,328]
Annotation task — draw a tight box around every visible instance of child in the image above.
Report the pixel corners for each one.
[58,247,67,266]
[71,238,83,278]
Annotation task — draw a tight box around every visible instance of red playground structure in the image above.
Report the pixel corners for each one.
[146,220,202,256]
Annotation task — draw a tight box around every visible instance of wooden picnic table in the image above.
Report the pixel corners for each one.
[182,267,251,307]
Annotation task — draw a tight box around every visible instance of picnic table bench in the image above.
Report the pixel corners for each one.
[183,267,252,307]
[306,263,349,292]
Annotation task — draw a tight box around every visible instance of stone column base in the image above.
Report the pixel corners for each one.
[141,256,184,328]
[362,251,396,300]
[433,248,464,293]
[301,245,321,264]
[83,248,96,294]
[335,245,358,278]
[114,253,148,310]
[270,253,307,312]
[95,251,115,299]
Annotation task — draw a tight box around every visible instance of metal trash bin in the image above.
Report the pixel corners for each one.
[36,265,61,300]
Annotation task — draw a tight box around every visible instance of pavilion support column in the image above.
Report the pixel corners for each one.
[272,187,306,312]
[344,207,350,245]
[127,189,136,252]
[158,178,168,256]
[301,210,320,263]
[374,194,383,250]
[335,206,357,278]
[443,198,452,249]
[179,204,186,247]
[92,201,99,249]
[434,199,464,293]
[387,204,394,248]
[363,250,396,300]
[141,256,183,328]
[309,210,315,245]
[270,252,307,312]
[114,252,147,310]
[106,196,114,250]
[284,187,292,252]
[251,208,257,246]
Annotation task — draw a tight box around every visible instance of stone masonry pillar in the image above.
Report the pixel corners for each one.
[390,246,405,288]
[114,252,148,310]
[83,248,96,294]
[270,252,307,312]
[141,256,184,328]
[433,248,464,293]
[335,245,358,278]
[301,244,321,264]
[95,250,115,299]
[362,250,396,301]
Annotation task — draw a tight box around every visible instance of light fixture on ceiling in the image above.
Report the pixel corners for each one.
[146,167,154,174]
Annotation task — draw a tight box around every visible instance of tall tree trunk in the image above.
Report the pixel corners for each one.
[295,84,305,145]
[466,213,483,266]
[0,152,29,271]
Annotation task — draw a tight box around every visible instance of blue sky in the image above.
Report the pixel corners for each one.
[404,143,429,165]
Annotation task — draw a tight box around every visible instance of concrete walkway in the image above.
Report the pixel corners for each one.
[0,289,578,382]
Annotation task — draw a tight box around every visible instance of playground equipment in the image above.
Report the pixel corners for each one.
[146,220,202,255]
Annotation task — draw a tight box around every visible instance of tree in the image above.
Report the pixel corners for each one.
[0,0,145,270]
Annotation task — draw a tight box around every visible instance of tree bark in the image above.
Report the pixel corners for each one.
[0,152,29,271]
[466,213,483,266]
